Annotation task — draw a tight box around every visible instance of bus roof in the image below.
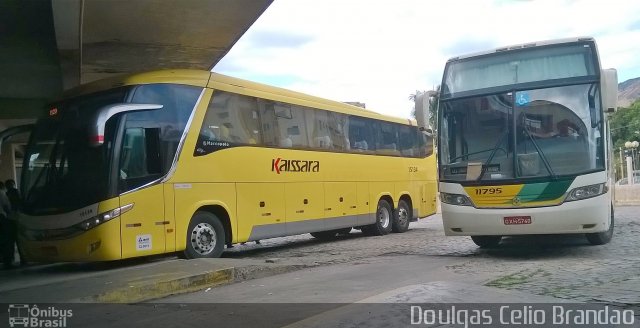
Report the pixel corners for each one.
[62,69,415,126]
[446,36,596,63]
[63,70,212,98]
[208,72,415,125]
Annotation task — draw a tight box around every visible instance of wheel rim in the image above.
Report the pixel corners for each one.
[190,222,217,255]
[378,205,390,229]
[397,206,409,227]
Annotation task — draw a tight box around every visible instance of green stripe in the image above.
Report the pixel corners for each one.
[517,179,574,203]
[518,183,548,202]
[534,179,574,202]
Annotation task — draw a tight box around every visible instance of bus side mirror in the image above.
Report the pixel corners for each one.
[90,103,163,146]
[414,90,438,130]
[415,93,428,129]
[601,69,618,113]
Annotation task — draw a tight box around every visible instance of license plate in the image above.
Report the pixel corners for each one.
[503,216,531,225]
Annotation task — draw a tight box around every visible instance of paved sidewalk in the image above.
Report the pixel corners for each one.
[0,257,305,303]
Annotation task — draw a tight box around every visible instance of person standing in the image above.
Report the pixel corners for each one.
[0,181,14,269]
[5,179,25,266]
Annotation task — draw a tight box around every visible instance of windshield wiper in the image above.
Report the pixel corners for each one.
[476,130,508,181]
[521,125,557,180]
[449,147,508,163]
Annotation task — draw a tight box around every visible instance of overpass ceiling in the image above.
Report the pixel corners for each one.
[0,0,272,119]
[60,0,273,86]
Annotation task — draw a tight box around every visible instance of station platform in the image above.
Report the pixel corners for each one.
[0,256,304,303]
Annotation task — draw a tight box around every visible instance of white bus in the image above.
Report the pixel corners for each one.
[419,37,618,247]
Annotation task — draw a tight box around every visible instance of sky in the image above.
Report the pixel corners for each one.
[214,0,640,119]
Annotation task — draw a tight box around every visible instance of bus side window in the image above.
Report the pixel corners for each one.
[229,94,261,144]
[349,116,375,153]
[197,91,262,153]
[305,108,332,149]
[259,100,280,147]
[130,84,200,170]
[328,112,349,151]
[417,129,434,157]
[376,122,400,156]
[275,103,309,148]
[201,92,261,143]
[399,125,416,157]
[119,127,162,192]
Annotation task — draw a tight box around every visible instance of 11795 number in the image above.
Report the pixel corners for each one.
[475,187,502,195]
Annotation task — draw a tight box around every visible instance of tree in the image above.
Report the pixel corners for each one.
[610,99,640,180]
[610,99,640,150]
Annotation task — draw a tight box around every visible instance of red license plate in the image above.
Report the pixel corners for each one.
[503,216,531,225]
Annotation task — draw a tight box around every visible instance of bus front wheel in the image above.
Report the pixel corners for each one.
[586,205,614,245]
[184,211,226,259]
[471,235,502,248]
[362,199,393,236]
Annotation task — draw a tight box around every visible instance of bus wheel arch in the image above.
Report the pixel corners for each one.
[183,206,231,259]
[362,196,393,236]
[586,204,614,246]
[471,235,502,248]
[199,205,233,248]
[393,195,412,233]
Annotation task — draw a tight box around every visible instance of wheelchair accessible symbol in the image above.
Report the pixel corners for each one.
[515,92,530,106]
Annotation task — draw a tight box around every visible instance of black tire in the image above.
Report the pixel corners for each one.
[392,199,411,233]
[310,230,338,240]
[471,235,502,248]
[362,199,393,236]
[586,205,614,245]
[184,211,226,259]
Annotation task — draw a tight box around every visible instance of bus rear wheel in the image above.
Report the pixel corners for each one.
[471,235,502,248]
[362,199,393,236]
[392,199,411,233]
[586,205,614,245]
[184,211,225,259]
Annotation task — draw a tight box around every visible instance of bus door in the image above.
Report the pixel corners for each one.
[118,126,167,258]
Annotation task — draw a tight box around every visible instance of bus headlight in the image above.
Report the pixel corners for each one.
[76,203,134,231]
[440,192,473,206]
[565,183,607,202]
[22,204,135,241]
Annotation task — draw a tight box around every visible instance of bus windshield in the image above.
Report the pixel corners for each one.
[439,83,604,182]
[21,89,128,215]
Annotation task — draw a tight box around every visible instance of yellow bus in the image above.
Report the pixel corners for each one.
[19,70,438,261]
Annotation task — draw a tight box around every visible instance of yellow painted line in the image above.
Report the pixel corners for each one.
[88,268,234,303]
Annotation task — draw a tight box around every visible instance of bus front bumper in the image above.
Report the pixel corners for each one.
[441,194,610,236]
[20,218,122,262]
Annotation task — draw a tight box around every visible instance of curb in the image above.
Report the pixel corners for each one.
[81,263,306,303]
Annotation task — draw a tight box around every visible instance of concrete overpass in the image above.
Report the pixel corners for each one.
[0,0,272,182]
